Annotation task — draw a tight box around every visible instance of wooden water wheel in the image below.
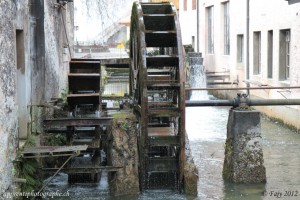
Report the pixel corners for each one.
[130,2,186,191]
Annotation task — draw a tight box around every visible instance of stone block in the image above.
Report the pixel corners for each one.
[223,109,266,183]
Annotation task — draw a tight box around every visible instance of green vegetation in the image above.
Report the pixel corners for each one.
[120,121,130,131]
[18,135,42,193]
[59,88,69,104]
[222,138,233,180]
[43,133,66,146]
[113,112,136,131]
[113,112,135,120]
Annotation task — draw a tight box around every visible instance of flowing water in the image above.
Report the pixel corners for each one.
[43,65,300,199]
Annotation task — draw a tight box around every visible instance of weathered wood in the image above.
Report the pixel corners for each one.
[43,166,122,173]
[149,136,180,146]
[67,93,100,105]
[44,118,112,127]
[130,2,185,191]
[21,145,88,158]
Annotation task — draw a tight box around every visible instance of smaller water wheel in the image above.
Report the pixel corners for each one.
[130,2,186,191]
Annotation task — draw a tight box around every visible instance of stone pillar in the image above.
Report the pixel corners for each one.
[223,109,266,183]
[184,134,198,196]
[107,113,139,196]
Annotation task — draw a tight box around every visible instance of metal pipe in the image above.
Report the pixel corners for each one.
[246,0,250,95]
[186,99,300,107]
[186,86,300,91]
[248,99,300,106]
[196,0,200,52]
[186,100,233,107]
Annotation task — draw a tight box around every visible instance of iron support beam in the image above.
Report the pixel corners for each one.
[186,99,300,107]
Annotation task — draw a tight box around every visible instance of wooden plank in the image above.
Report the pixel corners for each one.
[149,136,179,146]
[148,108,179,117]
[69,77,100,92]
[67,93,100,105]
[44,117,112,126]
[146,55,178,67]
[22,145,88,155]
[67,93,100,97]
[68,73,100,77]
[43,166,123,173]
[148,127,172,136]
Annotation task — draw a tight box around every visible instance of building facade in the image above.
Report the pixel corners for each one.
[0,0,73,197]
[179,0,198,51]
[180,0,300,128]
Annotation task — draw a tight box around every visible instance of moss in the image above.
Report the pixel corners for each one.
[43,133,66,146]
[59,88,69,104]
[223,138,233,180]
[113,112,136,121]
[120,121,130,131]
[184,162,198,196]
[261,114,298,132]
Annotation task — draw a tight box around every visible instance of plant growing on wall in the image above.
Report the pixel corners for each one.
[18,135,42,193]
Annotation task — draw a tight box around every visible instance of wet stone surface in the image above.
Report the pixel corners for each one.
[107,112,139,196]
[223,109,266,183]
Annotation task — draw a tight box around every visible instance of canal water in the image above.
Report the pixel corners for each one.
[43,65,300,199]
[44,105,300,200]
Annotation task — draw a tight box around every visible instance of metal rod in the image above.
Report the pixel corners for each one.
[185,86,300,91]
[196,0,200,52]
[186,99,300,107]
[31,154,76,200]
[246,0,250,95]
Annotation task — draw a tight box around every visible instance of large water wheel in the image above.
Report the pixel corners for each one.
[130,2,185,191]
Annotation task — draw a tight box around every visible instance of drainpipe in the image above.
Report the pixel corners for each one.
[246,0,250,95]
[196,0,200,52]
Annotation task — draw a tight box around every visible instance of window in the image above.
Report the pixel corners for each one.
[253,31,261,74]
[192,0,196,10]
[16,29,28,140]
[184,0,187,11]
[267,30,273,78]
[279,29,291,80]
[207,6,214,54]
[192,36,195,50]
[237,34,244,63]
[223,2,230,55]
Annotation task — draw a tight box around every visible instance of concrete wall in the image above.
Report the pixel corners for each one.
[44,1,73,100]
[180,0,300,128]
[0,0,73,197]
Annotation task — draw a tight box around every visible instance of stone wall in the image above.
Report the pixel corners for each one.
[0,0,74,197]
[44,1,73,101]
[0,0,19,196]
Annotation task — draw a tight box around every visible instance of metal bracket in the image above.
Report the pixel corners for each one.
[233,93,249,108]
